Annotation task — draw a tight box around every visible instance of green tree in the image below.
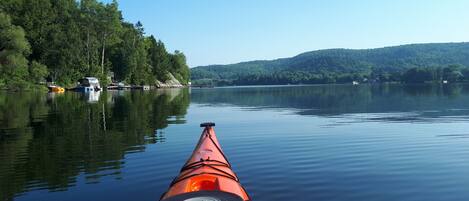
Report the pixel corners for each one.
[0,12,30,89]
[169,50,190,84]
[402,67,434,83]
[109,22,152,85]
[147,36,171,81]
[130,21,153,85]
[443,64,463,82]
[29,61,48,83]
[96,0,122,75]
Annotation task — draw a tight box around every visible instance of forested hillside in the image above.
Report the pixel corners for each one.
[192,43,469,86]
[0,0,189,90]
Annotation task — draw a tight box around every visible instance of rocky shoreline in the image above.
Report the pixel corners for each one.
[155,73,186,88]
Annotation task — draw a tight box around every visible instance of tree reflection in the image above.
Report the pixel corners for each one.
[191,84,469,118]
[0,89,189,200]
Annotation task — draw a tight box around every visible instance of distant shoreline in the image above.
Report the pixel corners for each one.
[191,82,469,89]
[191,42,469,87]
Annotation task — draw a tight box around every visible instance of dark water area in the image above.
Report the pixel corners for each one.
[1,84,469,201]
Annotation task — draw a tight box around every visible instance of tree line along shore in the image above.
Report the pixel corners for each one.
[0,0,190,90]
[193,64,469,86]
[191,43,469,86]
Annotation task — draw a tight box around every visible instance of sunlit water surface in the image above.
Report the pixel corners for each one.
[1,84,469,201]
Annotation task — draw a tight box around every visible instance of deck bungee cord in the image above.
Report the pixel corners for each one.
[160,123,251,201]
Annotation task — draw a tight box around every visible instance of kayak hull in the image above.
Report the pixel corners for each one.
[160,123,250,201]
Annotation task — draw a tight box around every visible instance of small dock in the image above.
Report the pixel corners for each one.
[106,83,151,90]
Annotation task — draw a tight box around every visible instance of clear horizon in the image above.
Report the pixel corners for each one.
[103,0,469,67]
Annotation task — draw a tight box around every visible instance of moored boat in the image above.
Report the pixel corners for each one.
[160,122,251,201]
[73,77,102,92]
[48,85,65,93]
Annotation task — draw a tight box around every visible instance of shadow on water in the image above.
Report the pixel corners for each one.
[0,89,190,201]
[191,84,469,122]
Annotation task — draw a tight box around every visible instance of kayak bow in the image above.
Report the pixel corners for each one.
[160,122,251,201]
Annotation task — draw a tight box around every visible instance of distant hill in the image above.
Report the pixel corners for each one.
[191,42,469,85]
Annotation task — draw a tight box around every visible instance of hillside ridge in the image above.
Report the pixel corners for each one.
[191,42,469,85]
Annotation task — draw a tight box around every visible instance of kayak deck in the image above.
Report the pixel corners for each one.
[160,123,250,201]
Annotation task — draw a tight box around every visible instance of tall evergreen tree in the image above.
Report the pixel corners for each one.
[147,36,171,81]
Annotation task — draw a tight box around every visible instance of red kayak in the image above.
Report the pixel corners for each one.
[160,122,251,201]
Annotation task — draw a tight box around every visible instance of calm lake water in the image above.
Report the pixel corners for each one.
[1,84,469,201]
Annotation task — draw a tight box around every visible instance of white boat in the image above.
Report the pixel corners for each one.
[75,77,101,92]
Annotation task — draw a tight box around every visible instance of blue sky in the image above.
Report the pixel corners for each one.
[104,0,469,67]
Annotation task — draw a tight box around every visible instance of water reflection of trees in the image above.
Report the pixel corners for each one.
[191,84,469,118]
[0,89,189,200]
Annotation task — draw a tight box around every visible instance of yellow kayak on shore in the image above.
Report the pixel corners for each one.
[48,86,65,93]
